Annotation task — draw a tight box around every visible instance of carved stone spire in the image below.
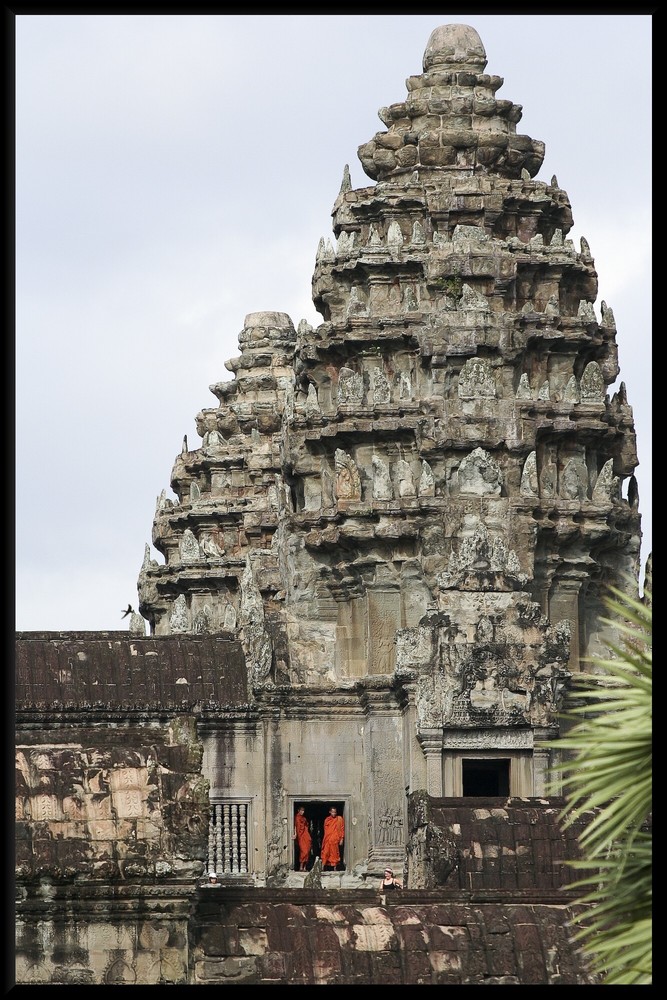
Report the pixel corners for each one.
[358,22,545,182]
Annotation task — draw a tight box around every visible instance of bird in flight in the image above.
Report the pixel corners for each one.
[121,604,134,619]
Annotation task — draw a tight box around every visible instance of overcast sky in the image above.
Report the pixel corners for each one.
[15,13,652,632]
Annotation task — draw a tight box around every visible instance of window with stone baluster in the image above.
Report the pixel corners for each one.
[207,800,251,875]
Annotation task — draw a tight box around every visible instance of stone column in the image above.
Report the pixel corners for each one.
[417,730,443,797]
[533,727,558,796]
[363,689,408,871]
[549,577,582,671]
[398,683,427,794]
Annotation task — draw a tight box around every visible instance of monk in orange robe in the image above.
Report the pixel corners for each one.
[320,806,345,869]
[293,805,312,871]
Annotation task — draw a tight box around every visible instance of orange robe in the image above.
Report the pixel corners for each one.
[320,813,345,867]
[294,813,312,866]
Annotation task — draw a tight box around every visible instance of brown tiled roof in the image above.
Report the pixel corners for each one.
[15,632,248,710]
[191,891,597,984]
[422,797,596,892]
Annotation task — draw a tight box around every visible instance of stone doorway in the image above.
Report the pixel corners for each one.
[462,758,510,796]
[292,799,346,871]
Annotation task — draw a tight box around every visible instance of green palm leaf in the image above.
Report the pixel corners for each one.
[544,577,652,984]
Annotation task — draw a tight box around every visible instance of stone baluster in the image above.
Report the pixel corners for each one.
[231,803,240,873]
[239,804,248,873]
[223,804,232,874]
[215,804,223,874]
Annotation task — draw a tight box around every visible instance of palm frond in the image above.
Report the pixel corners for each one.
[544,577,651,984]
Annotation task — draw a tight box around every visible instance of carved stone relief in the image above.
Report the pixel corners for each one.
[334,449,362,501]
[458,358,496,399]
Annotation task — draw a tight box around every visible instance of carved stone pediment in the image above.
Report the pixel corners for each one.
[396,593,571,731]
[437,521,527,592]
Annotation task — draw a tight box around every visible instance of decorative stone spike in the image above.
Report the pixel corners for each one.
[387,220,404,256]
[418,460,435,497]
[305,383,321,418]
[592,458,619,504]
[600,301,616,329]
[520,452,539,497]
[580,361,605,401]
[544,295,559,316]
[411,221,426,245]
[169,594,190,634]
[628,474,639,508]
[577,300,597,323]
[368,224,383,248]
[129,611,146,636]
[562,376,580,403]
[516,373,532,399]
[459,284,488,311]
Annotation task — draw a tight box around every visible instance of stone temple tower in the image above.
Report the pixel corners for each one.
[15,24,648,983]
[134,22,641,871]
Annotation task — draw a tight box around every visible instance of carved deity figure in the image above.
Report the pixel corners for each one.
[516,373,532,399]
[169,594,190,633]
[337,367,364,403]
[457,447,503,496]
[370,367,391,404]
[396,459,416,498]
[334,449,362,501]
[458,357,496,399]
[180,529,201,563]
[561,456,588,500]
[580,361,605,402]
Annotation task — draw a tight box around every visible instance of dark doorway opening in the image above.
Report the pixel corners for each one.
[462,758,510,796]
[292,800,345,871]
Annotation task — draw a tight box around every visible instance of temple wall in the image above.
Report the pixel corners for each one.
[201,703,409,878]
[16,898,191,985]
